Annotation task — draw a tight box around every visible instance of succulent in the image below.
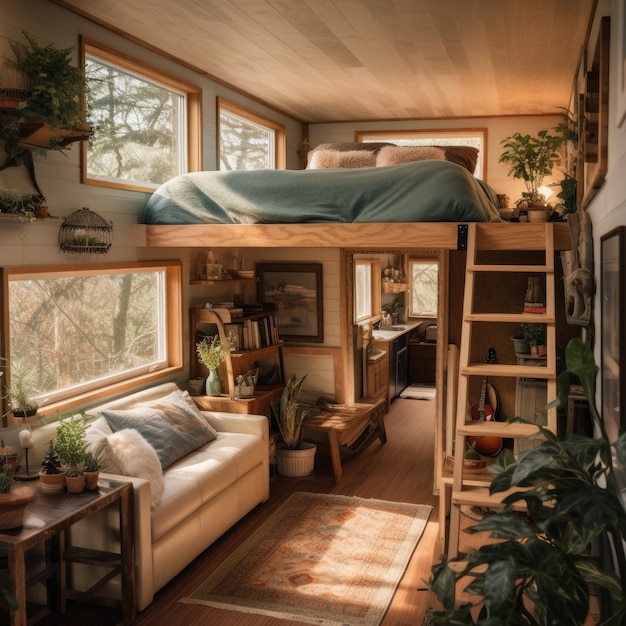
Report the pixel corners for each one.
[83,451,100,472]
[0,471,14,494]
[40,443,63,475]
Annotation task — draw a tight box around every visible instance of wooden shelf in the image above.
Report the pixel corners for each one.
[190,278,256,285]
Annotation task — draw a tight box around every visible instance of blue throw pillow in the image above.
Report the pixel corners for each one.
[101,391,216,469]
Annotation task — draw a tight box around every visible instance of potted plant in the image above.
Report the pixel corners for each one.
[39,442,66,494]
[54,412,88,493]
[499,129,565,206]
[196,335,229,396]
[511,326,530,354]
[3,367,39,418]
[521,322,547,356]
[82,451,101,490]
[0,465,34,530]
[428,339,626,625]
[0,31,92,164]
[272,374,318,477]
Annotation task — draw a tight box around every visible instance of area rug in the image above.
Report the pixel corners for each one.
[399,384,436,400]
[181,492,432,626]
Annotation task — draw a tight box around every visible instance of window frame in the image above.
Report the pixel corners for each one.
[0,261,183,422]
[355,128,487,180]
[81,37,202,192]
[353,258,381,324]
[218,98,286,170]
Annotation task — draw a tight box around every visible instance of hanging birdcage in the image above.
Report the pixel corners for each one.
[58,207,113,254]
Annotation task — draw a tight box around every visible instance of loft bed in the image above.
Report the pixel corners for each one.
[140,143,572,251]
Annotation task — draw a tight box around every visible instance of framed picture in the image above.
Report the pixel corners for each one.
[257,263,324,342]
[601,227,625,447]
[618,0,626,127]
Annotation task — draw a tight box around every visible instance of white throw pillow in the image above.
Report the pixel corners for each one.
[102,429,164,509]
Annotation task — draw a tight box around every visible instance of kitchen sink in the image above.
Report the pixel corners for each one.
[385,325,409,331]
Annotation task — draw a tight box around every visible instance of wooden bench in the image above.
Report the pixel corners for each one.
[301,398,387,483]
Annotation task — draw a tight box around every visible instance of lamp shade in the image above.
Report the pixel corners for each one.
[58,207,112,254]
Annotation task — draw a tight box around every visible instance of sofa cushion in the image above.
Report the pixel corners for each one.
[151,431,265,540]
[102,391,217,470]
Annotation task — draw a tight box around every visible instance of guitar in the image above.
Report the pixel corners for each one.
[467,348,502,457]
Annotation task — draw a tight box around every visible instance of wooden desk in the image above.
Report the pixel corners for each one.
[0,479,134,626]
[193,385,284,418]
[302,398,387,483]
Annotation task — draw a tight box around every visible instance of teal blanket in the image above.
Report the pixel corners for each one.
[142,160,501,224]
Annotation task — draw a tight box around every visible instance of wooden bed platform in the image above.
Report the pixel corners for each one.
[143,222,572,250]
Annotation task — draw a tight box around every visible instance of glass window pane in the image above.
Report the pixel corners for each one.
[220,108,275,170]
[7,269,167,405]
[86,54,186,188]
[410,262,438,317]
[355,262,373,322]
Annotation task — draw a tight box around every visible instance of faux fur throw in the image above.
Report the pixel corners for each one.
[308,149,376,169]
[376,145,446,167]
[103,428,164,509]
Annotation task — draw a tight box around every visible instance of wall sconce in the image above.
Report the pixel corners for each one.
[58,207,113,254]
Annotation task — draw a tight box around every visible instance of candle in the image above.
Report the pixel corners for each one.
[19,428,33,449]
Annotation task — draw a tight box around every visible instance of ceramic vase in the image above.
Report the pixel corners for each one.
[205,369,222,396]
[276,442,317,477]
[39,470,67,495]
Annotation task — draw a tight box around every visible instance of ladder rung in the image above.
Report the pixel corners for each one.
[461,363,556,378]
[468,264,552,273]
[451,486,528,508]
[465,313,555,324]
[458,421,547,438]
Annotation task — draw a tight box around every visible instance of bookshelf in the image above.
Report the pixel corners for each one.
[190,305,285,417]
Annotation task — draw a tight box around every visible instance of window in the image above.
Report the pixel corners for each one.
[354,261,373,322]
[83,39,201,192]
[356,129,486,179]
[1,262,183,415]
[218,98,286,170]
[409,260,438,317]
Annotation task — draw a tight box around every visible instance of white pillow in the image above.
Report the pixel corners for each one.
[376,145,446,167]
[307,149,376,169]
[101,429,164,509]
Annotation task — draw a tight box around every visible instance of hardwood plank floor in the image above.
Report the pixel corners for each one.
[37,397,439,625]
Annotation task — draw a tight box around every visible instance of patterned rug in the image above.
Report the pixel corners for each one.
[181,492,432,626]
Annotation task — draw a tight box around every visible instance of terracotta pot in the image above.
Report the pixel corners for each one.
[0,485,34,530]
[65,474,85,494]
[84,470,100,490]
[39,470,67,495]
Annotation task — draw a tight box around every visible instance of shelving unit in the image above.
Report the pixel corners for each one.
[445,223,558,558]
[190,307,285,417]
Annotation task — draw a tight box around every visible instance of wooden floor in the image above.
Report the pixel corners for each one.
[37,397,440,625]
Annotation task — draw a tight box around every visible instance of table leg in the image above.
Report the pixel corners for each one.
[7,545,26,626]
[119,484,136,625]
[327,429,342,483]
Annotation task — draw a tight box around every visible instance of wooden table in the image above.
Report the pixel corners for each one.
[301,398,387,483]
[0,479,135,626]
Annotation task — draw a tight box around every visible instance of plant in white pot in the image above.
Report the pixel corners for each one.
[196,334,229,396]
[39,442,66,494]
[272,374,318,477]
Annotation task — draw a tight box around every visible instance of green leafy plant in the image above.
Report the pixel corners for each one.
[520,322,546,347]
[196,335,229,371]
[271,374,317,450]
[82,450,100,473]
[1,31,90,162]
[428,338,626,625]
[0,467,14,494]
[40,442,63,475]
[3,366,39,416]
[499,129,565,203]
[54,411,88,475]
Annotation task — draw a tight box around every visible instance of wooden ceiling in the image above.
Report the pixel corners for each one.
[54,0,595,123]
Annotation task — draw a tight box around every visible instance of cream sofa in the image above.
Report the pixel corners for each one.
[29,382,270,611]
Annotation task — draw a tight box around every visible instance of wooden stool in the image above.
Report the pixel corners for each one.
[302,398,387,483]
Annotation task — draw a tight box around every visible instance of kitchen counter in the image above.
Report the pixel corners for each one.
[372,321,420,342]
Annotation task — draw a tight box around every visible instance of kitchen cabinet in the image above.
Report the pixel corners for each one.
[390,333,408,402]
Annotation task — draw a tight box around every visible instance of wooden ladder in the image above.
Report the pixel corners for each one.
[447,223,558,558]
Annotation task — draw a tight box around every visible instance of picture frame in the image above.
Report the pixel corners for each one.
[257,263,324,343]
[618,0,626,127]
[601,227,625,448]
